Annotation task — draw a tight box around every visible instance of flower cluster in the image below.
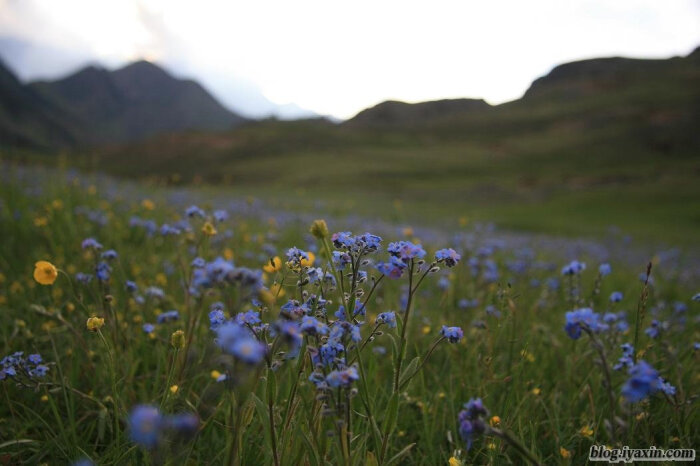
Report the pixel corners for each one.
[129,405,199,449]
[0,352,49,380]
[457,398,489,450]
[621,360,675,403]
[564,308,607,339]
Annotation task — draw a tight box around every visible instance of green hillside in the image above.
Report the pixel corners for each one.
[3,50,699,244]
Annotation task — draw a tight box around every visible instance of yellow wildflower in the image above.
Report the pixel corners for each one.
[448,457,462,466]
[141,199,155,210]
[224,248,234,261]
[300,251,315,267]
[560,447,571,459]
[34,217,48,227]
[263,257,282,273]
[33,261,58,285]
[579,425,594,438]
[155,273,167,286]
[170,385,179,394]
[211,370,222,380]
[422,325,431,335]
[489,415,501,427]
[201,222,217,236]
[531,387,541,396]
[86,316,105,331]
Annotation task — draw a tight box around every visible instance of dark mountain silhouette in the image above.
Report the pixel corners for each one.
[347,98,490,126]
[27,60,247,145]
[0,59,79,148]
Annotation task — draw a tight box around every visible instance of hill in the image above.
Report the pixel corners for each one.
[0,59,79,149]
[79,49,700,243]
[0,60,248,148]
[28,60,248,145]
[347,98,490,126]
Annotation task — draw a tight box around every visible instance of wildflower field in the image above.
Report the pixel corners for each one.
[0,164,698,465]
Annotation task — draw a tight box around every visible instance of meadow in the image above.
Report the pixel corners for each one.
[0,162,697,465]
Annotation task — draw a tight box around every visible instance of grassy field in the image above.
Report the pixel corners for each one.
[0,164,697,464]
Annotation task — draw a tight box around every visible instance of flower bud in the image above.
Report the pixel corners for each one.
[171,330,186,349]
[86,316,105,332]
[309,219,329,239]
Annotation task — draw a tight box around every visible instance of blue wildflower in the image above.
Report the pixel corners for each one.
[326,366,359,388]
[235,310,262,327]
[157,310,180,324]
[564,308,606,339]
[388,241,426,263]
[300,316,329,336]
[128,405,163,449]
[213,209,228,222]
[142,323,155,334]
[75,272,93,284]
[561,260,586,275]
[376,311,397,328]
[598,263,611,276]
[376,256,407,279]
[126,280,138,293]
[144,286,165,299]
[621,360,661,403]
[610,291,623,303]
[209,310,226,330]
[191,257,206,268]
[457,398,489,450]
[435,248,461,267]
[185,205,205,218]
[81,238,103,250]
[95,262,111,282]
[101,249,118,261]
[440,326,464,343]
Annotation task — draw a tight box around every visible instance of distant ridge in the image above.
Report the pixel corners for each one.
[0,59,79,149]
[347,98,490,126]
[27,60,247,145]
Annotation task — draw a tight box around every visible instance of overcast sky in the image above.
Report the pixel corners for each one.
[1,0,698,119]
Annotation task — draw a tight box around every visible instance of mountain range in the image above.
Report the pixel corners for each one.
[0,48,698,152]
[0,59,248,149]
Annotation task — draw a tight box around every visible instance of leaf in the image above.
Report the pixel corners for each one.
[383,392,399,438]
[0,439,37,449]
[297,426,321,466]
[364,451,379,466]
[252,393,271,445]
[385,443,416,466]
[398,356,420,389]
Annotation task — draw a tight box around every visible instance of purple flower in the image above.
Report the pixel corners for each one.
[564,308,606,339]
[129,405,163,449]
[185,205,205,218]
[436,248,461,267]
[561,260,586,275]
[300,316,329,336]
[440,325,464,343]
[157,310,180,324]
[376,311,397,328]
[387,241,426,263]
[81,238,103,250]
[621,360,661,403]
[326,366,359,388]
